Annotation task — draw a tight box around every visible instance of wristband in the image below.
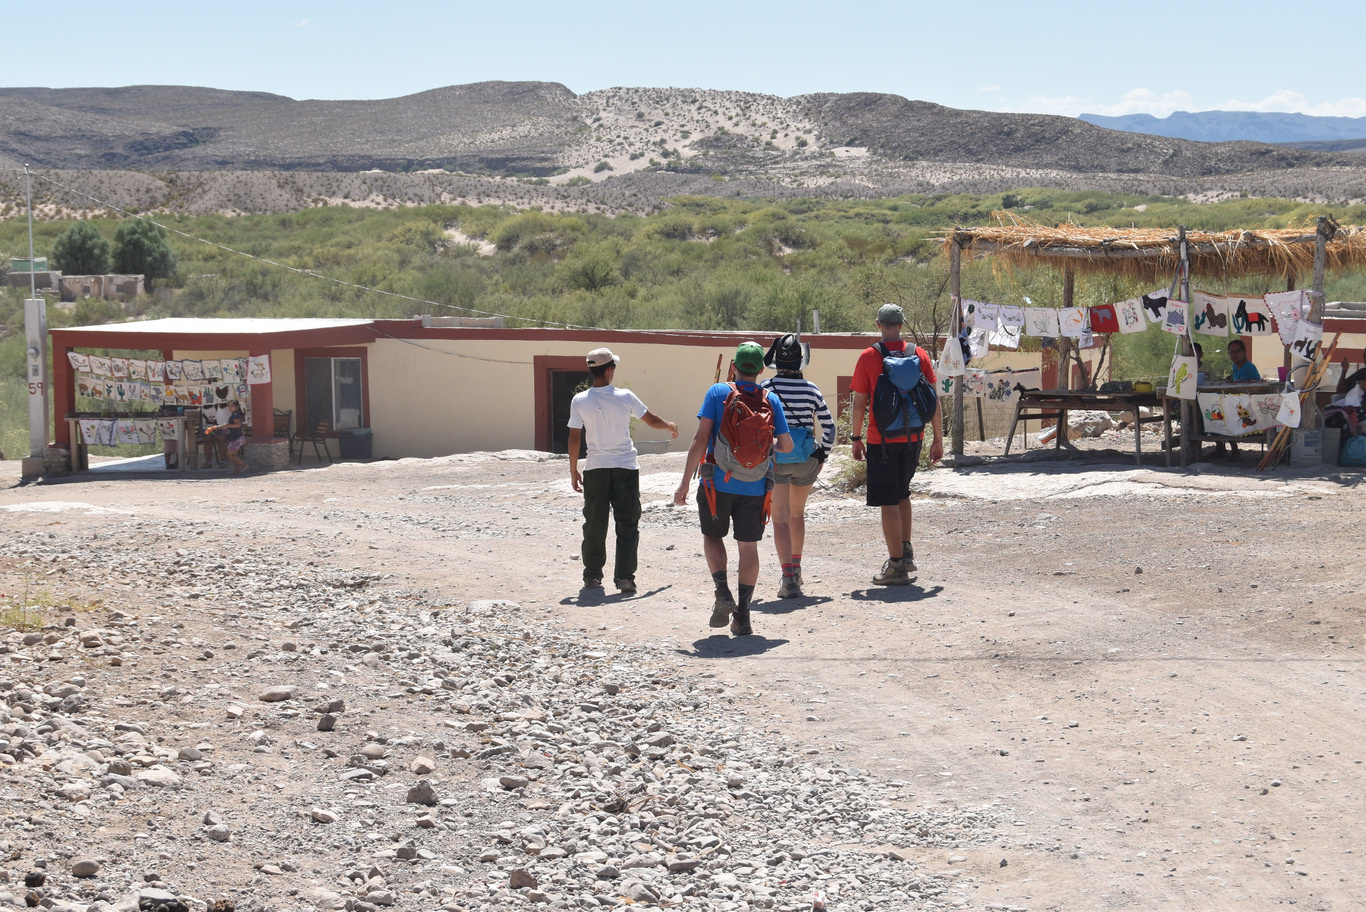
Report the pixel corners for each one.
[850,435,863,441]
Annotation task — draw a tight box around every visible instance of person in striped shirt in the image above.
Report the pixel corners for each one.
[762,333,836,598]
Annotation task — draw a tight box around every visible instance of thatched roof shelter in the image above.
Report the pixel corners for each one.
[944,213,1366,282]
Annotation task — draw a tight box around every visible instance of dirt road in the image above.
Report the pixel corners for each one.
[2,450,1363,910]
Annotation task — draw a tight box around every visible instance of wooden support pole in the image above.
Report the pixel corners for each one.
[1058,266,1075,444]
[950,239,964,457]
[1177,227,1196,468]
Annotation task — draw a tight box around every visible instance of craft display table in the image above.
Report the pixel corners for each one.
[1004,388,1173,466]
[1167,381,1280,467]
[66,414,199,473]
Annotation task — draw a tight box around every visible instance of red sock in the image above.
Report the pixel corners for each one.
[782,562,798,578]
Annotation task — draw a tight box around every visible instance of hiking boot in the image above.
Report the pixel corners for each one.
[730,607,753,636]
[710,596,736,628]
[615,578,637,595]
[873,558,910,586]
[902,542,917,573]
[583,578,603,589]
[776,575,802,599]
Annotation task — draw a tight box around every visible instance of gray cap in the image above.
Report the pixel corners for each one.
[877,303,905,325]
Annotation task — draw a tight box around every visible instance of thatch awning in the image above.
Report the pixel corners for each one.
[944,213,1366,282]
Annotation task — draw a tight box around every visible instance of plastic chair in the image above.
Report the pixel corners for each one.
[294,420,332,465]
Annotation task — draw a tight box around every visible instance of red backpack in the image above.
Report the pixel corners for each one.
[708,383,774,483]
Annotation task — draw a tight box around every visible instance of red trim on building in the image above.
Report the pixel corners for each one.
[533,355,590,452]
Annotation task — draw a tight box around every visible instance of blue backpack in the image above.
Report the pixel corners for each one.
[872,342,937,439]
[767,386,819,464]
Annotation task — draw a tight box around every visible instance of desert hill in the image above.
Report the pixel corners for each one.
[2,82,1366,216]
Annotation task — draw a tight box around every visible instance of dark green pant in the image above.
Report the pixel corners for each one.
[581,468,641,584]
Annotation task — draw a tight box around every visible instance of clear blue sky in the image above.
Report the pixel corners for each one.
[14,2,1366,119]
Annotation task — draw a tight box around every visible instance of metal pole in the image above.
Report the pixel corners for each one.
[26,165,36,299]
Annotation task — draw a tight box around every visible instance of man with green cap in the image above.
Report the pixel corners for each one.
[674,341,794,636]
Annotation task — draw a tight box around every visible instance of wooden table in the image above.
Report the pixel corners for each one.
[1168,381,1280,467]
[1005,388,1173,466]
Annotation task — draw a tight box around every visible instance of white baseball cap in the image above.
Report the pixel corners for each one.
[586,347,620,367]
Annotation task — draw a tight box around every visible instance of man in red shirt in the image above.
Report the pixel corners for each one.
[848,303,944,585]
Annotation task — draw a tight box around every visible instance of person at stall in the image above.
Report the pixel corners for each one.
[1211,340,1262,460]
[1227,340,1262,382]
[203,388,231,469]
[208,400,250,475]
[1335,346,1366,395]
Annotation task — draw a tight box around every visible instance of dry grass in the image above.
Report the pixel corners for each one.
[945,212,1366,282]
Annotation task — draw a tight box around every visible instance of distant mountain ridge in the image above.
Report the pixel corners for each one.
[1080,110,1366,145]
[0,82,1356,178]
[3,83,1366,218]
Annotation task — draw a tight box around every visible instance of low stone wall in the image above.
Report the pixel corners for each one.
[246,437,291,472]
[43,446,72,477]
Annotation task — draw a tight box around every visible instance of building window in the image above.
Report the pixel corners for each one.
[304,357,363,430]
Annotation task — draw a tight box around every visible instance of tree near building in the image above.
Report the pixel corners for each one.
[113,218,178,288]
[51,222,111,275]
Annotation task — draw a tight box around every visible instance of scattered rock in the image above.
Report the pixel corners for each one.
[258,686,296,703]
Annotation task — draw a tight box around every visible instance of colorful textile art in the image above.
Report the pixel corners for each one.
[134,419,158,444]
[1024,308,1060,337]
[1252,393,1282,428]
[114,419,139,445]
[165,360,184,381]
[1191,292,1230,337]
[1222,393,1260,436]
[148,360,166,382]
[128,359,148,381]
[1168,353,1198,399]
[1088,304,1119,334]
[183,361,205,382]
[1162,300,1189,336]
[1198,392,1229,436]
[67,352,91,372]
[967,327,990,360]
[1265,289,1308,346]
[247,355,272,384]
[111,358,129,378]
[155,418,179,440]
[1116,298,1146,334]
[936,330,966,377]
[989,319,1022,350]
[1059,307,1089,338]
[998,305,1025,328]
[89,356,111,377]
[77,419,103,445]
[1227,296,1275,335]
[1276,387,1302,428]
[1290,320,1323,362]
[1141,290,1170,324]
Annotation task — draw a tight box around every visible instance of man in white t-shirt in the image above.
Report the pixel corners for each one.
[568,347,678,595]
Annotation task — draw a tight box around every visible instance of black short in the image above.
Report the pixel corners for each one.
[697,485,766,542]
[865,440,922,507]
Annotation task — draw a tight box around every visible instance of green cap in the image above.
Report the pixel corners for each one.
[734,341,765,374]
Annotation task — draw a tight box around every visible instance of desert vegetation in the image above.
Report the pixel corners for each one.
[4,188,1366,456]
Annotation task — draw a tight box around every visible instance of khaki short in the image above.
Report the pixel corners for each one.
[773,456,821,487]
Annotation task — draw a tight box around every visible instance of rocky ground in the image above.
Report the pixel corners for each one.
[1,443,1363,912]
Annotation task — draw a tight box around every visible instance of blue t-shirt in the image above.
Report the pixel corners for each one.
[1232,361,1262,382]
[698,381,789,496]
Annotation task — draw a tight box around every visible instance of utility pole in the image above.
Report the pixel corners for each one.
[23,165,50,479]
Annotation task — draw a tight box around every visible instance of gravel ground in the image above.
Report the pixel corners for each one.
[1,442,1363,912]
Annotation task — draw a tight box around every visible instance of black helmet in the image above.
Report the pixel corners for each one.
[764,333,810,370]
